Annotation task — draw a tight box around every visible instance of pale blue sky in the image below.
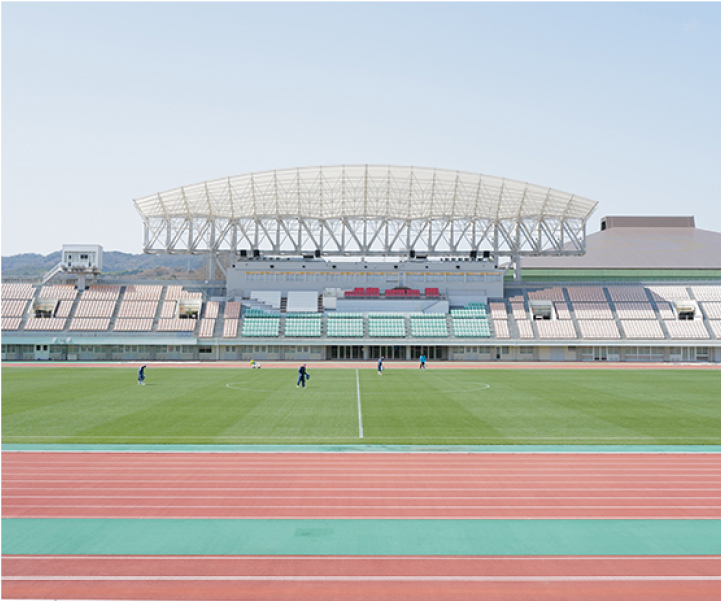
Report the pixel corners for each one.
[3,2,720,255]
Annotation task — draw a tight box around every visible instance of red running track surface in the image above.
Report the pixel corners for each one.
[4,555,721,601]
[3,452,721,519]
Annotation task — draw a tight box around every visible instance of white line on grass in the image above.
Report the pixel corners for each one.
[356,368,363,439]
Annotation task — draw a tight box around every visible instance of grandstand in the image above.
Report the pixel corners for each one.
[2,165,720,363]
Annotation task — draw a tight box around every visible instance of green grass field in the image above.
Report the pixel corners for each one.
[2,366,720,445]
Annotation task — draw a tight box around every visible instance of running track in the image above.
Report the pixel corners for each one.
[3,451,721,599]
[4,452,721,519]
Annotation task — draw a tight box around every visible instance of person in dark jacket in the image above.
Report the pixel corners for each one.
[297,363,309,388]
[137,365,147,386]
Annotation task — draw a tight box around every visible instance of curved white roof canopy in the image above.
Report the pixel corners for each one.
[135,165,598,257]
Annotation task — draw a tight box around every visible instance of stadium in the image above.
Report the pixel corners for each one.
[3,165,721,600]
[2,164,721,364]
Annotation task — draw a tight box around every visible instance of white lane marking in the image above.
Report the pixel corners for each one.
[356,369,363,439]
[5,575,721,582]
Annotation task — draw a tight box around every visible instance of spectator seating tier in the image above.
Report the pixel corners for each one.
[664,320,710,339]
[708,321,721,338]
[241,317,280,337]
[452,318,491,338]
[607,286,649,302]
[572,302,613,320]
[700,303,721,320]
[2,317,22,331]
[489,302,508,320]
[39,285,77,300]
[69,318,111,331]
[224,302,242,319]
[123,285,163,301]
[55,300,74,318]
[114,319,153,332]
[410,314,448,337]
[566,286,607,302]
[160,301,177,319]
[118,301,159,319]
[517,320,534,339]
[285,314,322,337]
[511,302,527,320]
[24,317,66,331]
[368,314,406,337]
[554,302,571,320]
[493,320,510,338]
[656,302,676,320]
[615,302,656,320]
[223,319,239,338]
[74,300,116,318]
[692,286,721,302]
[326,314,363,337]
[647,286,690,302]
[577,320,621,339]
[164,285,184,301]
[424,288,440,297]
[1,283,35,300]
[81,285,121,301]
[204,301,220,319]
[157,318,197,332]
[2,299,28,317]
[528,287,565,302]
[620,320,665,339]
[535,320,577,339]
[198,318,216,338]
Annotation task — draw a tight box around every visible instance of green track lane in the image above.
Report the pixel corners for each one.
[4,519,721,556]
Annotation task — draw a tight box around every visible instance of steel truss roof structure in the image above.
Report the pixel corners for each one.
[134,165,598,258]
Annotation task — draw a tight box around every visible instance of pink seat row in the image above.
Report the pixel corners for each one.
[114,319,153,332]
[1,283,36,300]
[69,318,111,331]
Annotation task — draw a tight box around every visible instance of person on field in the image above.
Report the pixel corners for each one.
[297,363,309,388]
[377,356,384,375]
[137,365,147,386]
[419,354,426,370]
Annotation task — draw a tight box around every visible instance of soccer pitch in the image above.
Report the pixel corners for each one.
[2,366,720,445]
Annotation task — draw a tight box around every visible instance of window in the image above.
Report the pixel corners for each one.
[466,274,485,283]
[426,273,444,283]
[519,346,534,356]
[446,274,464,283]
[199,347,212,354]
[487,274,502,282]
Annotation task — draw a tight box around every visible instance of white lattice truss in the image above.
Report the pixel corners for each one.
[134,165,598,258]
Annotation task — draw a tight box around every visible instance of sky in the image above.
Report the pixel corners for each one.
[2,2,721,256]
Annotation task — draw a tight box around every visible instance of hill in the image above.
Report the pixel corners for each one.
[1,251,207,279]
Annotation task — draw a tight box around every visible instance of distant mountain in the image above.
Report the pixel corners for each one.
[1,251,208,279]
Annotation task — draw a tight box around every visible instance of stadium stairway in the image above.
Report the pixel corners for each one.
[562,288,583,340]
[604,286,628,340]
[687,288,717,339]
[644,291,672,340]
[505,300,522,339]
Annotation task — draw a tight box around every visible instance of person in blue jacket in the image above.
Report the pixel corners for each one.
[137,365,147,386]
[377,356,384,375]
[419,354,427,370]
[297,363,309,388]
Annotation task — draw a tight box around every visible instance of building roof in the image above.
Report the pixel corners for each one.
[521,216,721,269]
[134,165,597,222]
